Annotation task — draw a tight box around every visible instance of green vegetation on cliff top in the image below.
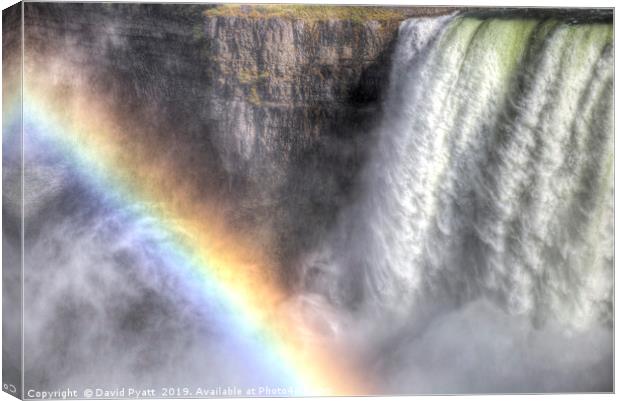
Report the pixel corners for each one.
[204,4,414,23]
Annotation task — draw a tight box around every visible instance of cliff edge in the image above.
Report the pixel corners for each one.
[24,3,456,281]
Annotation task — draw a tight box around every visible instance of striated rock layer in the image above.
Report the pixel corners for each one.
[24,3,456,282]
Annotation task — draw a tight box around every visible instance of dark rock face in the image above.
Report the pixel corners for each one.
[202,15,399,163]
[201,14,405,276]
[23,3,454,282]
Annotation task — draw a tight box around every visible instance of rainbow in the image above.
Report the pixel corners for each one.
[7,57,367,395]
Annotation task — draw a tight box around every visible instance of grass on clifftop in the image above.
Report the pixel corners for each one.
[203,4,410,23]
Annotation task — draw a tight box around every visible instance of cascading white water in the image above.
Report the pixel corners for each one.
[299,13,613,392]
[303,13,613,324]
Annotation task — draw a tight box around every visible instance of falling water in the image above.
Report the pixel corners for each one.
[300,12,613,392]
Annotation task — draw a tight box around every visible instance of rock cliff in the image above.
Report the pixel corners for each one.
[24,3,455,283]
[197,5,456,275]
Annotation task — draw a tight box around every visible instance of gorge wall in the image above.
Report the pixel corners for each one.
[24,3,455,280]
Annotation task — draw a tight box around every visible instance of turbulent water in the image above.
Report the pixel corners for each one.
[300,13,613,392]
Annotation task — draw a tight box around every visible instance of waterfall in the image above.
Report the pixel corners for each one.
[299,13,613,392]
[13,5,613,395]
